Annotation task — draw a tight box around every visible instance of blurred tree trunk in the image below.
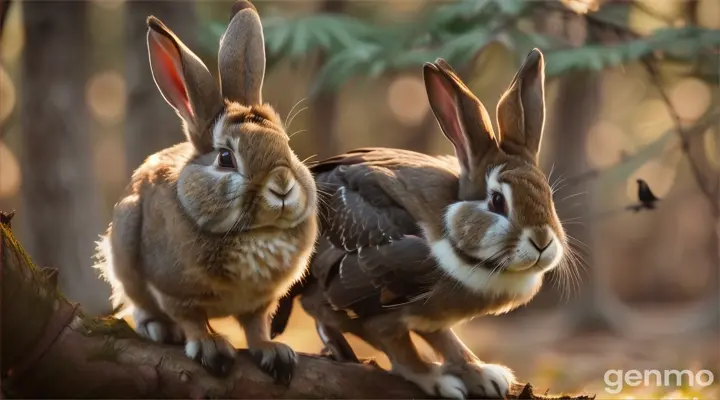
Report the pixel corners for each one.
[124,1,197,177]
[555,69,616,333]
[401,112,437,153]
[20,1,110,315]
[526,12,624,332]
[310,0,345,159]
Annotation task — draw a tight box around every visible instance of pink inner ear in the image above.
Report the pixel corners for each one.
[428,74,469,167]
[151,36,194,118]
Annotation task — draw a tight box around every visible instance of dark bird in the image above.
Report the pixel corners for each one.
[627,178,660,212]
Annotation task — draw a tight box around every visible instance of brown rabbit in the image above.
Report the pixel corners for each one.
[93,1,318,382]
[270,49,568,398]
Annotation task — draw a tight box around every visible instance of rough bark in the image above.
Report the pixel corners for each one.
[0,216,592,399]
[124,1,197,178]
[19,0,110,316]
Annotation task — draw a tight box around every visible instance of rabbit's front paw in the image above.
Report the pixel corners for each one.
[249,341,298,386]
[445,362,515,399]
[185,334,236,377]
[394,363,467,399]
[133,309,185,345]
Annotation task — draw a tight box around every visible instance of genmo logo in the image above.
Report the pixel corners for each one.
[604,369,715,394]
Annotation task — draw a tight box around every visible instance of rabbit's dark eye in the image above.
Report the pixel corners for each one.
[488,191,507,216]
[217,149,236,169]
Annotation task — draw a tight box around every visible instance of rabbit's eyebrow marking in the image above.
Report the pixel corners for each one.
[226,109,272,126]
[212,112,228,144]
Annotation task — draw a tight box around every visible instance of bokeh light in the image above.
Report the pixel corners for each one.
[697,0,720,29]
[93,133,126,187]
[560,0,600,14]
[386,0,426,14]
[0,65,15,123]
[91,0,124,10]
[669,78,712,121]
[625,159,678,200]
[86,70,126,125]
[630,99,675,146]
[0,4,24,62]
[628,0,682,35]
[601,68,647,120]
[585,120,634,168]
[387,75,428,127]
[0,140,21,199]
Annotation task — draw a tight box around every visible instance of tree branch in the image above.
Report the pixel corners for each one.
[642,59,719,216]
[560,110,718,189]
[0,217,592,399]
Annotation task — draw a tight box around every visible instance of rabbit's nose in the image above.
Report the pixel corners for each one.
[268,182,294,199]
[528,227,553,253]
[264,168,299,206]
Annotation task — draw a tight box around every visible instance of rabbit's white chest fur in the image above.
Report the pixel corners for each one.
[198,233,313,317]
[224,236,304,282]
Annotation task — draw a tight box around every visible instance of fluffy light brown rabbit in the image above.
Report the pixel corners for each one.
[270,49,567,398]
[93,1,318,382]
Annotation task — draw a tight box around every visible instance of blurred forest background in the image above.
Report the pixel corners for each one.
[0,0,718,398]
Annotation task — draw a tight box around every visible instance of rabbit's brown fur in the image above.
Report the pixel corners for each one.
[271,49,567,399]
[94,3,317,383]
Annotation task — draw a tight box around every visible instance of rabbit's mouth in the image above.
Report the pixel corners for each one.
[448,238,505,271]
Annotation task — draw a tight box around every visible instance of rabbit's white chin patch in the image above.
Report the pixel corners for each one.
[427,238,544,300]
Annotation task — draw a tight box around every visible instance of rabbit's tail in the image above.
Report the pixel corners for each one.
[270,275,313,339]
[92,233,132,319]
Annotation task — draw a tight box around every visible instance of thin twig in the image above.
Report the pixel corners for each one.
[642,59,720,215]
[0,0,11,41]
[561,113,717,188]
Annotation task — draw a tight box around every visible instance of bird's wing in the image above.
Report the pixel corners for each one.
[637,179,659,202]
[309,148,450,318]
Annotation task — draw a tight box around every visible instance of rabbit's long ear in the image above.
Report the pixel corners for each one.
[218,1,265,106]
[496,48,546,161]
[146,16,222,153]
[423,59,498,173]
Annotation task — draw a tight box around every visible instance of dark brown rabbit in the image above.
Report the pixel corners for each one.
[94,1,318,383]
[270,49,568,398]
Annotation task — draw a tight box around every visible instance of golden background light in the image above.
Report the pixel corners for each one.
[669,78,712,121]
[0,4,24,62]
[697,0,720,29]
[560,0,600,15]
[630,99,675,146]
[0,66,15,123]
[86,70,127,125]
[91,0,124,11]
[0,139,21,199]
[385,0,426,14]
[628,0,686,36]
[93,133,126,188]
[601,68,647,120]
[585,120,633,168]
[387,75,428,127]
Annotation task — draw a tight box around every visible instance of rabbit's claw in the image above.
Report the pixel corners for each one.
[249,341,297,386]
[185,335,236,377]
